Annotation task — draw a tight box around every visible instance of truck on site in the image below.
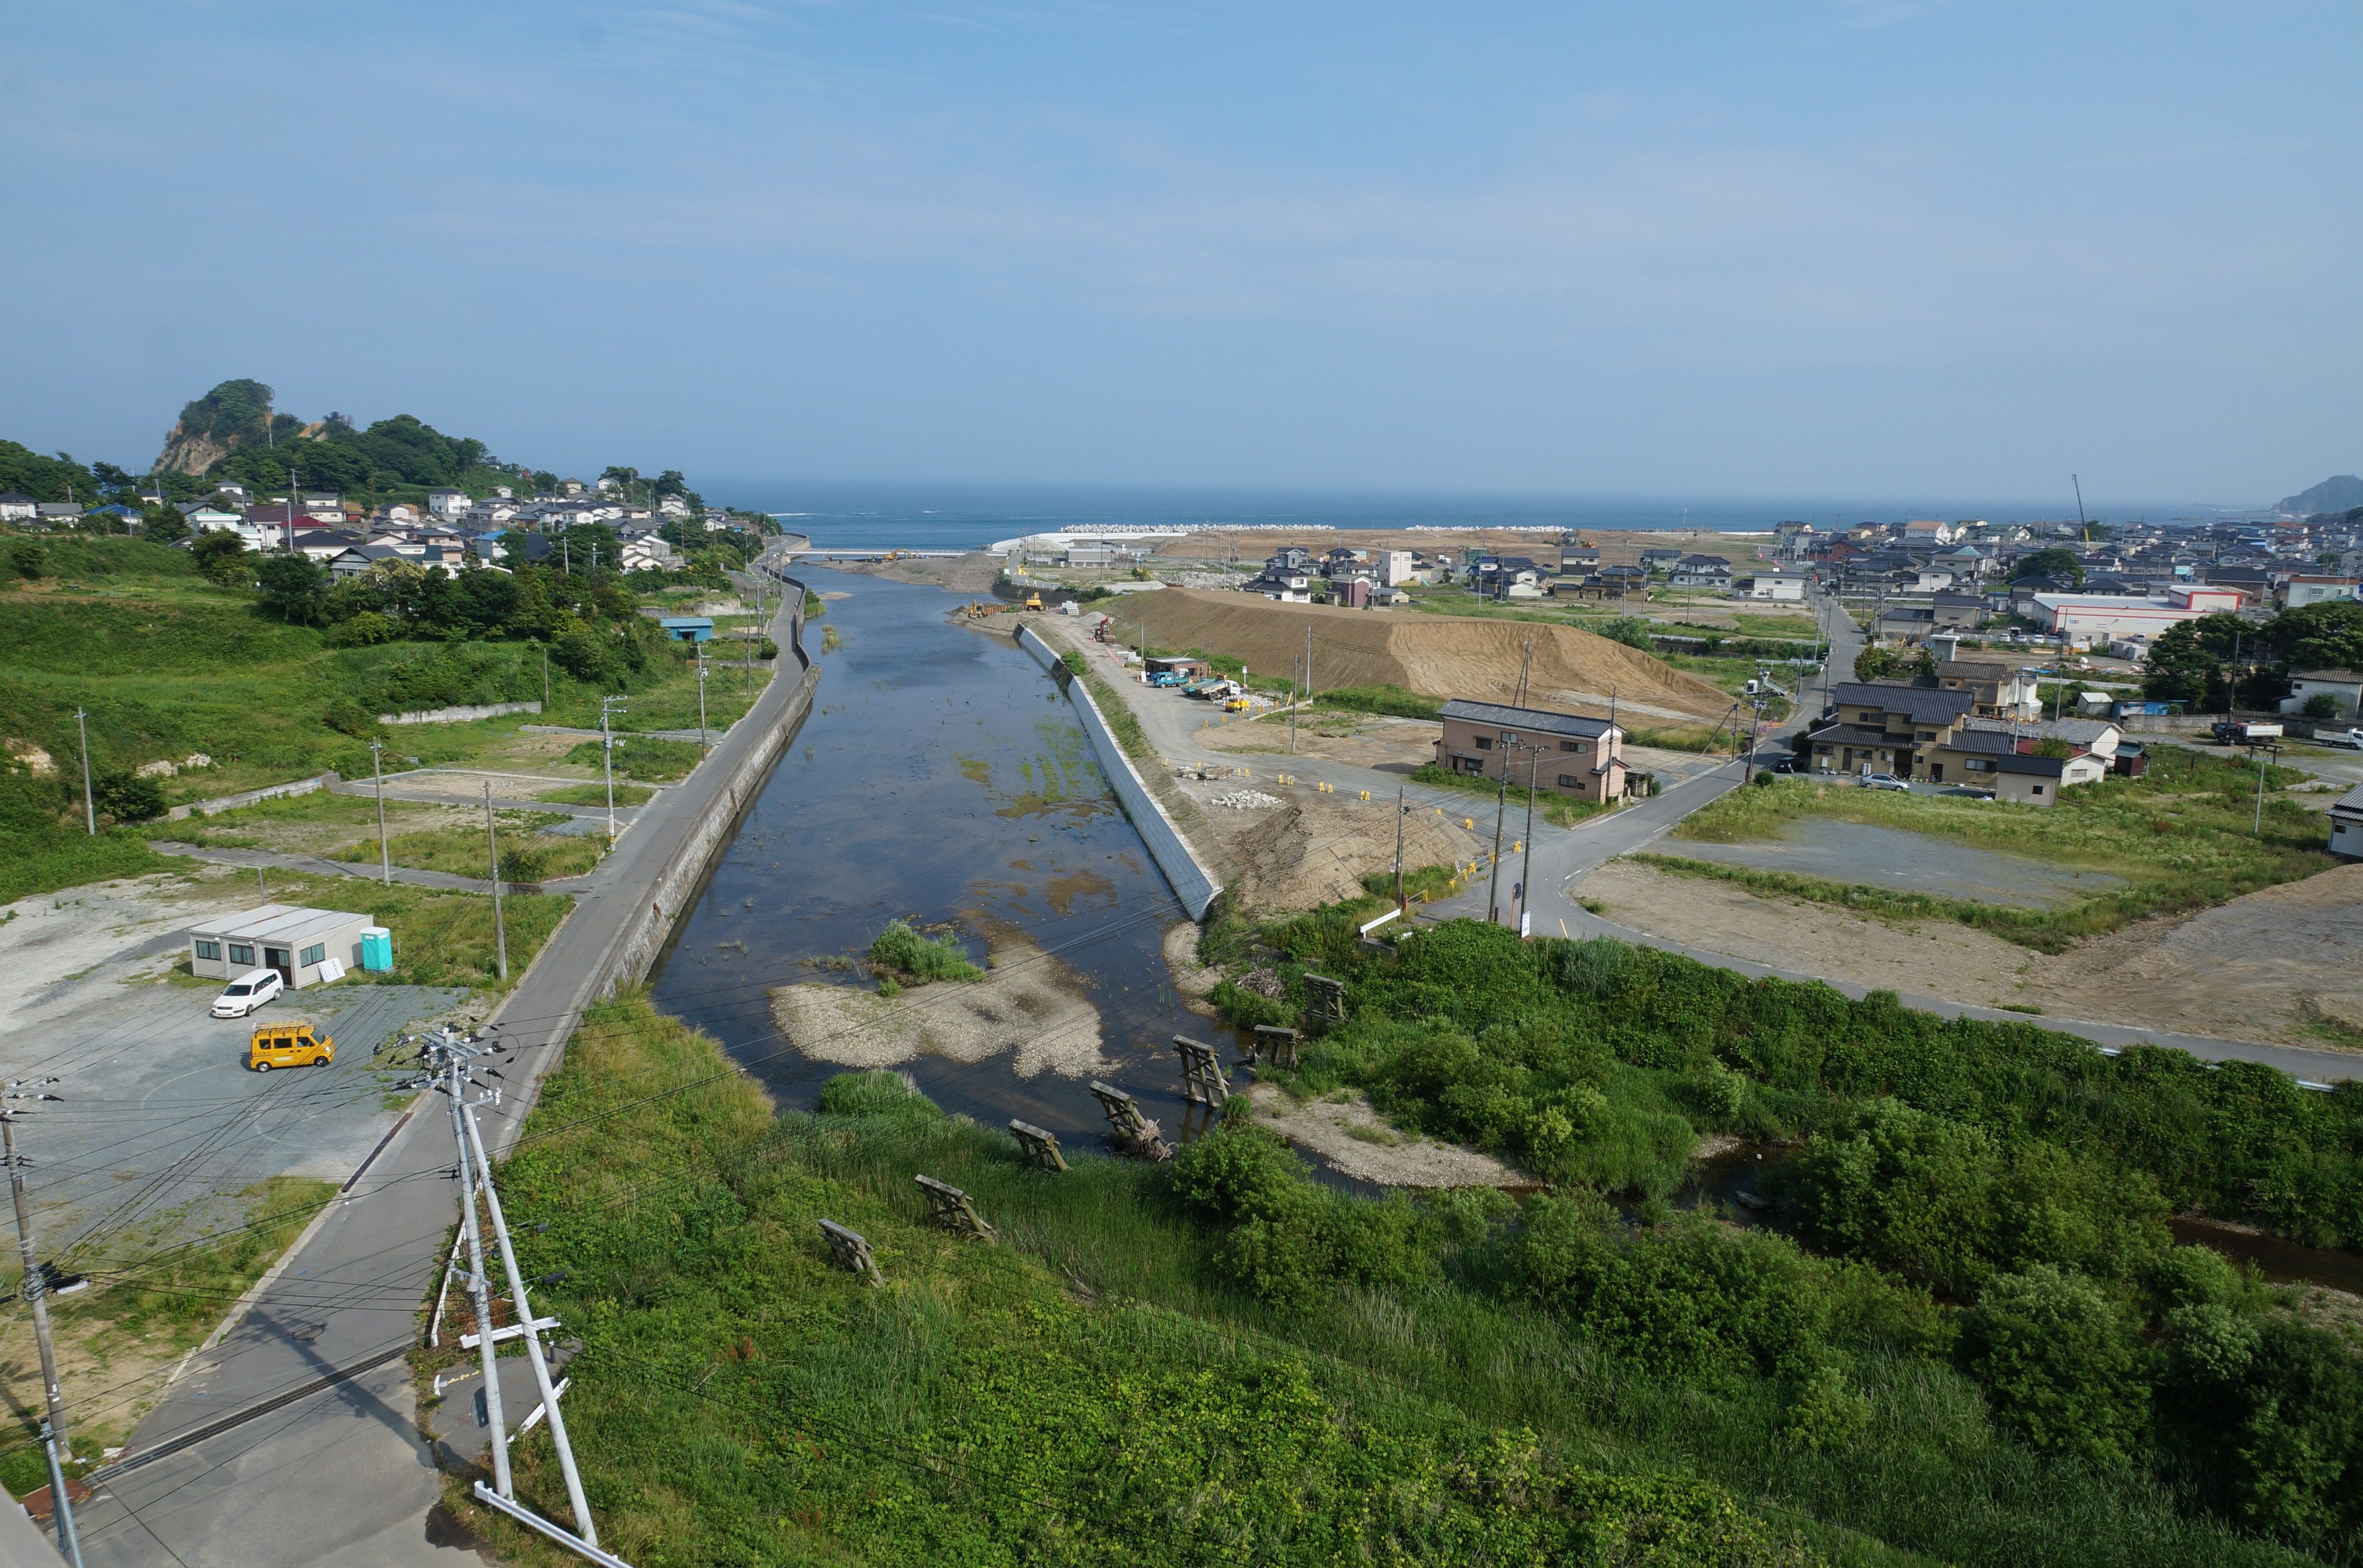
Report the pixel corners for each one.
[2211,720,2283,745]
[2314,727,2363,750]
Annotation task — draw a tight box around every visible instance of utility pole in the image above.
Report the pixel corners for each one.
[1486,730,1513,924]
[74,709,95,836]
[1516,748,1539,938]
[600,697,626,841]
[2253,743,2274,836]
[695,643,709,756]
[3,1081,79,1499]
[482,784,508,981]
[1392,784,1407,914]
[540,644,550,708]
[371,741,391,885]
[419,1027,603,1547]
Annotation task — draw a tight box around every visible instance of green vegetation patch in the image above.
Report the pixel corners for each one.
[864,919,983,985]
[448,997,1827,1568]
[1661,752,2331,950]
[1407,763,1614,830]
[562,735,703,781]
[334,817,605,883]
[1195,907,2363,1559]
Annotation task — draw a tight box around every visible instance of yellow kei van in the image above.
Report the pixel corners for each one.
[250,1021,334,1072]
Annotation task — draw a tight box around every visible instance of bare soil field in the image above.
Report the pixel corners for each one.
[1578,858,2363,1048]
[1093,588,1731,724]
[1167,775,1486,910]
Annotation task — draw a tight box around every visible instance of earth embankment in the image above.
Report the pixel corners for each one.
[1097,588,1731,722]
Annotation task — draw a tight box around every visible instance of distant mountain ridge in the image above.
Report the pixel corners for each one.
[2277,473,2363,516]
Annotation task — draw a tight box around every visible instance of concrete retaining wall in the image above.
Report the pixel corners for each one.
[166,771,338,821]
[599,567,821,995]
[1018,624,1223,920]
[378,701,543,725]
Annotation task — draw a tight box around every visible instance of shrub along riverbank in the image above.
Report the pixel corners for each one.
[447,973,2357,1567]
[447,997,1834,1567]
[1205,903,2363,1561]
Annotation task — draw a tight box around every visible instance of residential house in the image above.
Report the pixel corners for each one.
[1559,545,1601,572]
[34,502,81,528]
[621,536,677,571]
[1902,518,1958,546]
[2278,575,2360,609]
[328,544,413,579]
[1960,715,2121,760]
[1935,660,2041,720]
[2329,785,2363,859]
[1638,548,1682,573]
[295,530,368,564]
[1433,699,1627,804]
[181,501,244,534]
[1930,592,1988,630]
[1872,605,1937,642]
[2282,669,2363,720]
[1381,550,1417,587]
[1803,680,1976,779]
[1989,750,2108,807]
[0,491,38,521]
[1670,554,1732,587]
[1736,570,1810,601]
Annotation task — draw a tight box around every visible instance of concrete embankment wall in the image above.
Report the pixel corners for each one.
[1017,624,1223,921]
[599,568,821,995]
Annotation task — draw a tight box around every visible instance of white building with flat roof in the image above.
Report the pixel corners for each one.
[188,905,370,989]
[2031,583,2242,645]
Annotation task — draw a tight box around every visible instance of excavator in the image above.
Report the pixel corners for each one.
[1022,592,1045,612]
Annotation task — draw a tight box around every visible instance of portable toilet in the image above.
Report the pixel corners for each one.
[359,926,394,972]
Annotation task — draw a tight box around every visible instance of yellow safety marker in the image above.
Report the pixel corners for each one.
[1462,817,1474,830]
[1559,918,1570,938]
[1358,789,1370,801]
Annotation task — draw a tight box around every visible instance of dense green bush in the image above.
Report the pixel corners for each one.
[1958,1265,2150,1468]
[864,918,983,984]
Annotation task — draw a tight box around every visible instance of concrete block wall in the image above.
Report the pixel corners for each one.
[1018,624,1223,920]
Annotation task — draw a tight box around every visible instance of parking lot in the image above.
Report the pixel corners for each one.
[0,969,464,1273]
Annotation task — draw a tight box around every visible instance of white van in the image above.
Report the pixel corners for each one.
[211,967,285,1018]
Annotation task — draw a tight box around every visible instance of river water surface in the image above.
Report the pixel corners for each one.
[650,567,1218,1148]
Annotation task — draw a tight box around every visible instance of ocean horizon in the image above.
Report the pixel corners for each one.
[707,479,2268,551]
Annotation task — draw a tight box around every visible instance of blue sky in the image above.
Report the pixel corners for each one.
[2,2,2356,507]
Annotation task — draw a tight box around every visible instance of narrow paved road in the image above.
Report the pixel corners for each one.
[72,546,814,1568]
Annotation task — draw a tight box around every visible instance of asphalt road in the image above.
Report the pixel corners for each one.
[71,548,813,1567]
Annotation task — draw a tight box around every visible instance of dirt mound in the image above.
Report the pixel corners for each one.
[1099,589,1729,723]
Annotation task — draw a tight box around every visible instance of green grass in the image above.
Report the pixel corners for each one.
[332,816,605,881]
[0,540,742,899]
[1731,614,1823,640]
[562,734,704,781]
[536,781,654,807]
[1661,750,2333,950]
[434,995,2326,1568]
[230,869,570,990]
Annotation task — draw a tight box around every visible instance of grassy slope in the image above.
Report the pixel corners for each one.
[436,996,2321,1568]
[1653,751,2332,950]
[0,538,751,902]
[451,999,1852,1568]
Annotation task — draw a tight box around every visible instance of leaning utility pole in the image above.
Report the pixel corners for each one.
[481,783,508,982]
[74,709,95,836]
[416,1027,611,1557]
[3,1081,77,1470]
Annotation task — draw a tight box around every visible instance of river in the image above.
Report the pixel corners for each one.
[649,566,1219,1148]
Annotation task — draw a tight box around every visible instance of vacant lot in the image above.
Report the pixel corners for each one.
[1652,750,2333,949]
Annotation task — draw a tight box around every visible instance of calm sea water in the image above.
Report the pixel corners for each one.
[708,480,2255,552]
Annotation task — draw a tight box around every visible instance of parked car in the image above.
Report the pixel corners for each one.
[211,967,284,1018]
[248,1020,334,1072]
[1859,773,1911,791]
